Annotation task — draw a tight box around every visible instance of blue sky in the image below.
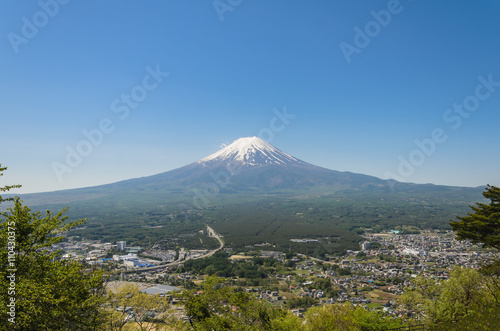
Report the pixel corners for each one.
[1,0,499,193]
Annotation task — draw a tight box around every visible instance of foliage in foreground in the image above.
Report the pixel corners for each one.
[179,276,406,331]
[2,166,499,331]
[399,266,500,330]
[104,283,185,331]
[0,169,107,330]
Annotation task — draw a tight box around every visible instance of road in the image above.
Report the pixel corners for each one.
[207,225,224,256]
[125,225,223,273]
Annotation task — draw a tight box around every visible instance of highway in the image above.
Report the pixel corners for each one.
[125,225,223,273]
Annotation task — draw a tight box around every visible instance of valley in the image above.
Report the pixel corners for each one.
[1,137,495,330]
[7,136,485,257]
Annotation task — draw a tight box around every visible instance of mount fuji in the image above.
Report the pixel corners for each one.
[198,136,308,168]
[120,136,388,191]
[15,136,481,209]
[12,136,484,252]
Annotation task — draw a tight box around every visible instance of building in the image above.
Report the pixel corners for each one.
[116,241,127,251]
[361,242,371,250]
[113,253,137,262]
[123,259,140,267]
[102,242,113,251]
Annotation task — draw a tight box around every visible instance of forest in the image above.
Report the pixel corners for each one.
[22,185,482,256]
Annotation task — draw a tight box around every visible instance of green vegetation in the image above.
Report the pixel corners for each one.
[105,283,183,330]
[179,277,407,331]
[18,182,481,256]
[451,185,500,250]
[400,267,500,330]
[181,252,279,279]
[378,254,398,262]
[1,166,497,330]
[392,225,421,234]
[0,168,106,330]
[180,277,297,330]
[286,296,317,309]
[331,264,352,276]
[304,304,405,330]
[6,260,485,330]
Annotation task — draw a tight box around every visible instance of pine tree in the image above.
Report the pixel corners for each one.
[450,185,500,250]
[0,164,20,203]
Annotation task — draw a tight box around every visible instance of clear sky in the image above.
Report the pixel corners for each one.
[1,0,499,194]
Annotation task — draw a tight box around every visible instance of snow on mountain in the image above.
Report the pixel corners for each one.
[198,136,308,167]
[14,136,484,210]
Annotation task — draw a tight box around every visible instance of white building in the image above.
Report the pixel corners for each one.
[361,242,371,250]
[401,248,428,256]
[117,241,127,251]
[113,253,137,262]
[124,259,140,267]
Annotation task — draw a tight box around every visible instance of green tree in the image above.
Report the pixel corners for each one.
[400,267,500,330]
[450,185,500,250]
[105,283,182,331]
[304,304,405,331]
[356,251,366,259]
[304,304,357,331]
[0,167,107,330]
[435,267,500,330]
[0,165,20,203]
[179,276,301,330]
[287,296,318,309]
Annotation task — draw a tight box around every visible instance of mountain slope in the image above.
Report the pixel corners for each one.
[110,136,388,191]
[12,136,482,208]
[9,136,485,253]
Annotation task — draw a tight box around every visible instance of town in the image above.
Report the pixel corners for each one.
[55,227,499,319]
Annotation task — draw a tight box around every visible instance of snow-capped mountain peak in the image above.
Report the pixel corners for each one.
[198,136,306,167]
